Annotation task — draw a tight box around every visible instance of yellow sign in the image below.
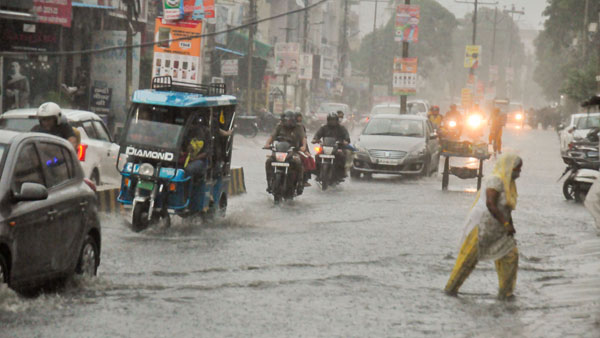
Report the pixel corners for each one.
[464,45,481,69]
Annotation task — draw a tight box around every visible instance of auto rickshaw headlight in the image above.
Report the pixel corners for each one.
[139,163,155,177]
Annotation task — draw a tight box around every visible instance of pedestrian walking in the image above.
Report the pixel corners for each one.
[445,153,523,300]
[489,107,505,155]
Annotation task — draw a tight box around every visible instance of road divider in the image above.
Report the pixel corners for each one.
[95,167,246,213]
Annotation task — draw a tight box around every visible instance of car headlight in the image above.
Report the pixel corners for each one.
[410,147,427,157]
[139,163,155,177]
[355,144,368,153]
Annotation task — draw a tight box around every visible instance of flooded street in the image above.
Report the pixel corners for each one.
[1,128,599,337]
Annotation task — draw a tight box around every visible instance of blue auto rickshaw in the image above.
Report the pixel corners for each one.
[116,76,236,231]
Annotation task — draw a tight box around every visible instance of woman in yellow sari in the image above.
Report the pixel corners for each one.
[445,153,523,300]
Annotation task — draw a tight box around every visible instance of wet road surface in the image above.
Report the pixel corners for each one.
[1,127,599,337]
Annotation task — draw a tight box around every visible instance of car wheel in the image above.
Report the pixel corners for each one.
[563,179,575,200]
[91,169,100,186]
[76,235,99,277]
[0,254,8,284]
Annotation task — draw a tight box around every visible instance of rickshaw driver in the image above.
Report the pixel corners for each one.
[263,111,307,194]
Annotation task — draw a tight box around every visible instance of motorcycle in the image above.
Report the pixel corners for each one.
[234,116,259,138]
[266,140,301,204]
[314,137,344,191]
[463,112,485,140]
[560,129,600,202]
[440,118,461,140]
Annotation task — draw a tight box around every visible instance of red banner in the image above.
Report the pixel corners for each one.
[33,0,72,28]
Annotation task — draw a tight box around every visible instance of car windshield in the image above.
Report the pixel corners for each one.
[125,104,187,149]
[0,144,6,177]
[372,106,400,115]
[319,103,348,114]
[408,102,426,114]
[363,118,424,137]
[575,115,600,129]
[0,117,39,132]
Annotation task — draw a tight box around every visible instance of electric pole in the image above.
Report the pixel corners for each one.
[368,0,379,109]
[339,0,350,79]
[300,0,309,114]
[400,0,410,115]
[503,4,524,99]
[246,0,257,115]
[280,26,295,110]
[125,2,134,108]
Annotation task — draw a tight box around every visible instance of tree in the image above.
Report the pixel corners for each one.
[351,0,457,99]
[534,0,599,103]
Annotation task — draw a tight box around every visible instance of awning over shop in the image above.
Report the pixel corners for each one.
[226,32,272,60]
[72,2,115,9]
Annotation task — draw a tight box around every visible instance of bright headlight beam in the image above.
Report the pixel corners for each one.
[467,114,482,128]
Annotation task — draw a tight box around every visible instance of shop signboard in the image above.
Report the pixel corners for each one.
[33,0,72,27]
[77,0,149,23]
[319,56,335,81]
[392,57,417,96]
[221,59,238,76]
[274,42,300,76]
[183,0,215,20]
[395,5,419,43]
[89,86,112,114]
[152,18,203,84]
[163,0,184,21]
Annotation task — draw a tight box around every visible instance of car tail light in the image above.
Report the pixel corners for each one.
[77,144,88,161]
[84,178,96,192]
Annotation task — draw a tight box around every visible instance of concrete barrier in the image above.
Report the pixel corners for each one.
[95,167,246,213]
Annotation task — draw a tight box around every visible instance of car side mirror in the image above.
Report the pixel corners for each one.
[13,183,48,202]
[429,132,438,140]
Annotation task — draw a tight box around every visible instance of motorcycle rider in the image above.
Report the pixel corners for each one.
[442,104,463,138]
[31,102,77,149]
[312,112,350,181]
[295,111,314,187]
[428,105,442,130]
[263,110,307,194]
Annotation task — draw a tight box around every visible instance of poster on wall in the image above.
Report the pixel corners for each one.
[274,43,300,76]
[91,31,140,121]
[319,56,335,81]
[464,45,481,69]
[392,57,417,96]
[395,5,419,43]
[298,53,313,80]
[183,0,215,20]
[153,18,203,84]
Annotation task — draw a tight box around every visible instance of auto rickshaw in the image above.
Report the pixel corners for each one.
[116,76,236,231]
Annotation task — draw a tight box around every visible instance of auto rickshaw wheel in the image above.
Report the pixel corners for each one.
[132,202,151,232]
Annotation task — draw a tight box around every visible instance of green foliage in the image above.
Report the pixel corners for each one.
[534,0,599,102]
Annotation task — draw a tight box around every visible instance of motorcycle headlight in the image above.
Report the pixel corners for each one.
[467,114,482,128]
[139,163,155,177]
[448,120,457,128]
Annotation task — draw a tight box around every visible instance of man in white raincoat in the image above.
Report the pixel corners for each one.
[445,153,523,300]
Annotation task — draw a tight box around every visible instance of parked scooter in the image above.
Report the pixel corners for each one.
[560,128,600,202]
[266,140,302,204]
[234,116,259,138]
[314,137,344,190]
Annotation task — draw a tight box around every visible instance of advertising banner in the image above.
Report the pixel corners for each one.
[464,45,481,69]
[33,0,72,27]
[395,5,419,43]
[163,0,184,21]
[184,0,215,20]
[152,18,203,84]
[461,88,472,108]
[91,31,140,120]
[392,57,417,96]
[274,42,300,76]
[221,59,238,76]
[298,53,313,80]
[319,56,335,81]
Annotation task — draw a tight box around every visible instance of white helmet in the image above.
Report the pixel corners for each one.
[37,102,62,119]
[295,106,301,113]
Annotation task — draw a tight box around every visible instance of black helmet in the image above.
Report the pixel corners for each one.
[327,112,339,127]
[294,111,303,120]
[282,110,296,128]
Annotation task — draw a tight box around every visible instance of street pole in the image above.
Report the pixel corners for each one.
[368,0,378,109]
[125,4,133,108]
[339,0,349,79]
[247,0,256,115]
[400,0,410,115]
[504,4,524,99]
[281,26,295,111]
[490,7,498,65]
[300,0,309,114]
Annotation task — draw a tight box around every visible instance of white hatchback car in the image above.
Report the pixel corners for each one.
[558,112,600,155]
[0,108,121,186]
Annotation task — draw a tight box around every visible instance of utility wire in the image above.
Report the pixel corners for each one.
[0,0,329,57]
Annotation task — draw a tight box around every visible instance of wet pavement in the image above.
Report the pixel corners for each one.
[1,127,599,337]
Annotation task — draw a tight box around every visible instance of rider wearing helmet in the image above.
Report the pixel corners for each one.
[263,110,307,193]
[312,112,351,180]
[428,105,442,130]
[31,102,77,149]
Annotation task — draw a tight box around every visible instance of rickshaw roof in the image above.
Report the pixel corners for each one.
[133,89,237,108]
